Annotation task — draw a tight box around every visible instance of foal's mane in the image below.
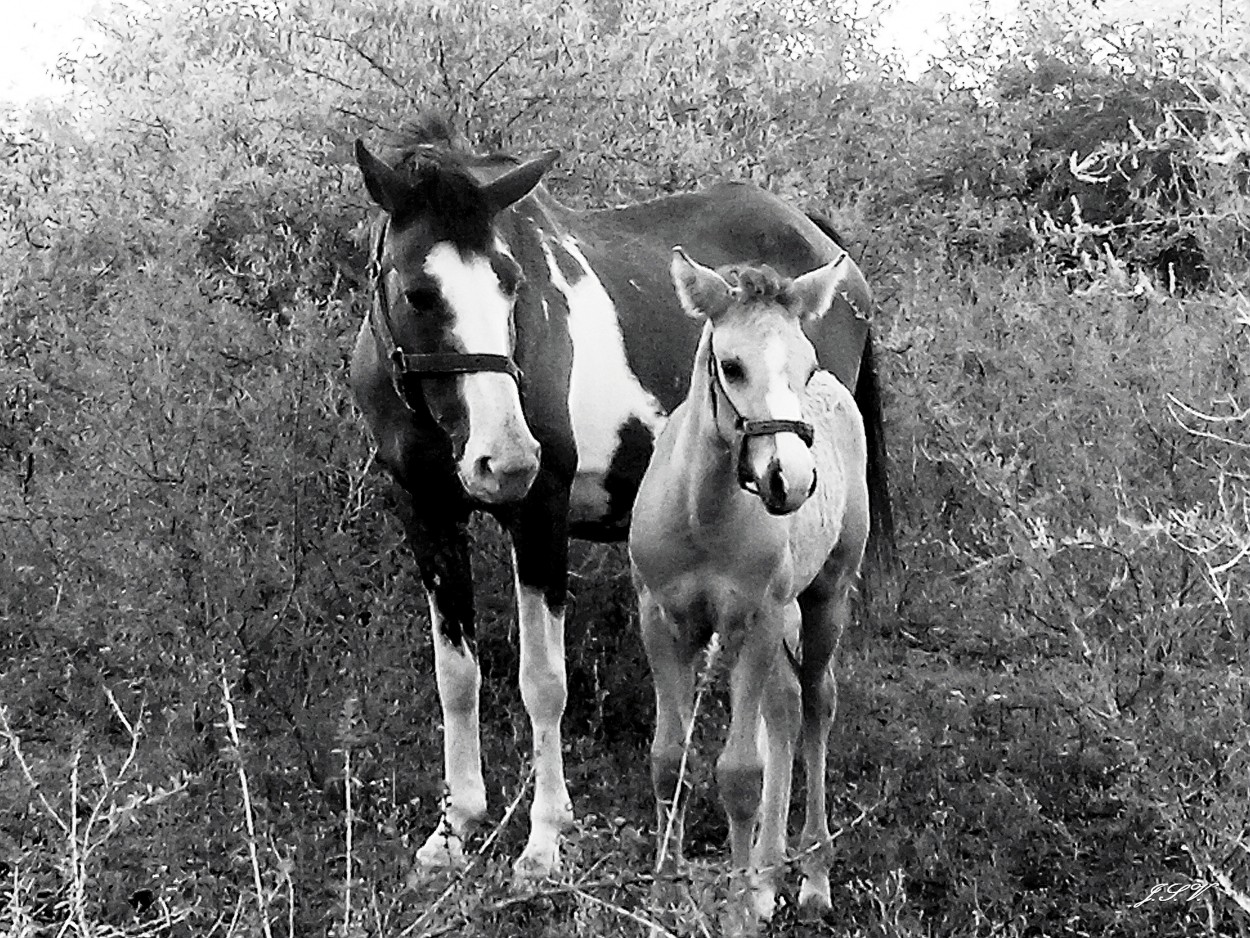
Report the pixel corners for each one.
[718,263,797,311]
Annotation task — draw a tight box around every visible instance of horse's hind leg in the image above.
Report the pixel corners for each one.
[637,588,698,875]
[795,557,856,913]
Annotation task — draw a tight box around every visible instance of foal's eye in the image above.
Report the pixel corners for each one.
[720,359,746,383]
[806,365,818,385]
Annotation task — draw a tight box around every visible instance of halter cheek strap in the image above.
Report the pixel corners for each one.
[705,342,816,496]
[367,219,524,413]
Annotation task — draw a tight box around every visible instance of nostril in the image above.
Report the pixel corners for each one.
[476,455,493,478]
[768,468,787,504]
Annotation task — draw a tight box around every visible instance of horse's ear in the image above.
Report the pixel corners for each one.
[670,247,733,321]
[482,149,560,213]
[789,253,874,322]
[355,139,413,214]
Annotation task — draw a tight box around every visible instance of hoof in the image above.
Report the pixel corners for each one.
[798,874,833,916]
[750,882,778,922]
[412,828,467,877]
[512,837,560,883]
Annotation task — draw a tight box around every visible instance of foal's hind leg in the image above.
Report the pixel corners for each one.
[795,560,856,913]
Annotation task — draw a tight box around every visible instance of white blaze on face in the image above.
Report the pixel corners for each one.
[540,236,664,476]
[749,332,815,487]
[423,242,537,486]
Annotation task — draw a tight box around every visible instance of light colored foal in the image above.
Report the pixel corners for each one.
[629,249,870,925]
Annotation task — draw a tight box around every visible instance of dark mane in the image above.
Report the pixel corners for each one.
[387,114,521,172]
[380,115,521,251]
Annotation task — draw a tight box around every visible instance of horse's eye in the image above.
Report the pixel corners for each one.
[806,365,818,386]
[405,286,441,309]
[720,359,746,382]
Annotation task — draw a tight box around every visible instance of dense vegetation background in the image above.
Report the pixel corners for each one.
[2,0,1249,934]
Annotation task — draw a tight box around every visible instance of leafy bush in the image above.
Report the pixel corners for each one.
[2,0,1249,935]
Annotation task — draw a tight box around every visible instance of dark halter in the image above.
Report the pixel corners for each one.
[367,220,524,412]
[706,337,816,497]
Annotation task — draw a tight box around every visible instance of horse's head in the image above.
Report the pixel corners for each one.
[669,247,871,516]
[355,139,559,503]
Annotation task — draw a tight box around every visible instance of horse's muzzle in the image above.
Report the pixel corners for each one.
[757,461,818,516]
[461,443,541,503]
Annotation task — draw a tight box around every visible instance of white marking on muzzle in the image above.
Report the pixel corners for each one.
[751,335,815,495]
[424,242,539,497]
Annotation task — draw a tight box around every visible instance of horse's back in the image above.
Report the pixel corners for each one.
[581,183,871,394]
[589,182,840,271]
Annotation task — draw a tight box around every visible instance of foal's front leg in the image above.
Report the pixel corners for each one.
[637,589,698,874]
[718,610,784,914]
[507,477,574,880]
[753,602,803,920]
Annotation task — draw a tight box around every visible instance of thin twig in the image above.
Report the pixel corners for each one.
[656,634,721,873]
[397,769,534,938]
[220,669,275,938]
[0,707,70,834]
[470,34,533,100]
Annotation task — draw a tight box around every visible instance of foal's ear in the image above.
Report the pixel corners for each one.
[482,149,560,214]
[670,247,733,321]
[355,139,414,214]
[789,253,874,322]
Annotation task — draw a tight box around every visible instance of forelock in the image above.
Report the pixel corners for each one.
[392,158,494,252]
[717,263,797,312]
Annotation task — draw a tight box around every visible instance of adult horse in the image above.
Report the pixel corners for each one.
[349,118,892,879]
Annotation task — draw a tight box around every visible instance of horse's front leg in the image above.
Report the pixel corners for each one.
[506,475,574,880]
[396,492,486,874]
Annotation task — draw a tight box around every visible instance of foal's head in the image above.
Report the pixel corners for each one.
[670,248,866,515]
[355,138,558,503]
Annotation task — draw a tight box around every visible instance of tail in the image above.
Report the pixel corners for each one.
[855,333,898,590]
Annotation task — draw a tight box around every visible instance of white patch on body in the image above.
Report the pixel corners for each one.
[540,236,664,515]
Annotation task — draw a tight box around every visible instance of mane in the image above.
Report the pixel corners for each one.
[387,114,521,172]
[718,263,795,309]
[379,115,521,251]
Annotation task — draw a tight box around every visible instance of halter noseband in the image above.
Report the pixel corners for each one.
[367,220,524,412]
[706,338,816,496]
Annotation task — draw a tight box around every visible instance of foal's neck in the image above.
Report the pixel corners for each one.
[671,327,752,529]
